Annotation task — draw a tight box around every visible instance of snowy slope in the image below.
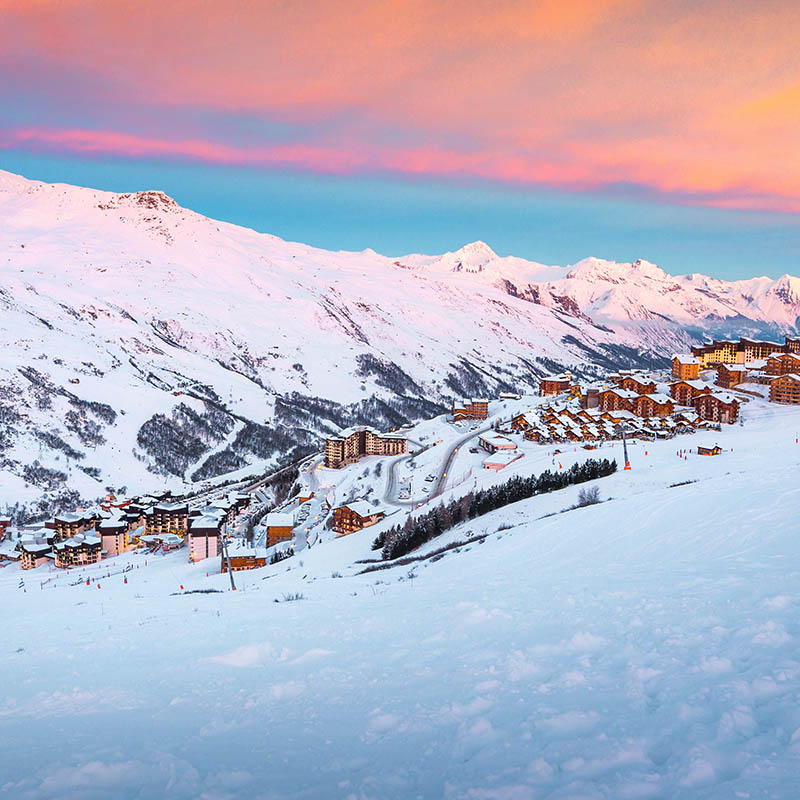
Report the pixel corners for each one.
[1,169,797,514]
[1,399,799,798]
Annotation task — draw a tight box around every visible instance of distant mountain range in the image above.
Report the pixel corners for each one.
[1,169,797,517]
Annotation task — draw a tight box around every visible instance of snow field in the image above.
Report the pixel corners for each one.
[1,401,799,798]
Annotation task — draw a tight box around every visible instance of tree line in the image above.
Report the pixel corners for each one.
[374,458,617,560]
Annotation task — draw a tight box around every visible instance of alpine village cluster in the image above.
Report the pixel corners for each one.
[2,335,798,577]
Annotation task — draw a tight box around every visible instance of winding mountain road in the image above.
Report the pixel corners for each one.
[384,422,496,508]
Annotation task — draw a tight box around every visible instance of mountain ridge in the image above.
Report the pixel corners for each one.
[0,169,796,516]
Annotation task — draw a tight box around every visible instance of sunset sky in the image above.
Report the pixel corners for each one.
[2,0,798,278]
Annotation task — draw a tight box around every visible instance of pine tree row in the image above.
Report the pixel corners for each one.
[375,458,617,560]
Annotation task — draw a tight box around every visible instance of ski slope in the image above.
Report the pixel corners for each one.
[1,400,799,799]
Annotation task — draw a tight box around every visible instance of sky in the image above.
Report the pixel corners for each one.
[1,0,799,279]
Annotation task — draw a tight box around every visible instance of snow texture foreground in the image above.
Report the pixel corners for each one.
[2,406,800,799]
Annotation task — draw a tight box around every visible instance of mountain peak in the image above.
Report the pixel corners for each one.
[770,274,800,305]
[454,240,497,258]
[431,240,498,273]
[567,257,666,283]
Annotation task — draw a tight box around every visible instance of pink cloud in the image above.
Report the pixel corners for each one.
[3,125,799,214]
[3,2,800,213]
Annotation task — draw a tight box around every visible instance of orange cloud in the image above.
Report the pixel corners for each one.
[2,1,800,212]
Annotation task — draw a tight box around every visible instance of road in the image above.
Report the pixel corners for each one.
[384,422,495,508]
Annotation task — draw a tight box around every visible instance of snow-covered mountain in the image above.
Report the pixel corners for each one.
[404,241,800,332]
[1,169,797,515]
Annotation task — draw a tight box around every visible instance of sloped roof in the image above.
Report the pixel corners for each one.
[342,500,382,518]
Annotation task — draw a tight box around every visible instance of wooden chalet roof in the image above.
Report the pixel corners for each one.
[340,500,383,518]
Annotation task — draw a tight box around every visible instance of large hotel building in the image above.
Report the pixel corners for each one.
[324,426,408,469]
[690,336,800,367]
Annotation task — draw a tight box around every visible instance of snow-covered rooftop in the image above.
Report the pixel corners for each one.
[266,512,294,527]
[342,500,382,518]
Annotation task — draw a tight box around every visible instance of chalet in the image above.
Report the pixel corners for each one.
[19,539,51,569]
[672,355,701,381]
[510,413,534,432]
[670,379,711,405]
[618,375,657,395]
[324,425,408,469]
[564,425,584,442]
[523,427,546,442]
[221,539,268,572]
[600,408,638,425]
[631,393,674,418]
[597,387,638,413]
[478,433,517,453]
[673,408,700,425]
[265,512,294,546]
[188,516,223,562]
[716,363,748,389]
[482,450,524,471]
[766,352,800,376]
[99,519,131,557]
[0,517,10,540]
[53,534,102,568]
[539,374,571,396]
[769,373,800,405]
[451,398,489,421]
[499,392,522,401]
[697,444,722,456]
[582,424,600,441]
[692,392,739,424]
[332,501,385,535]
[53,512,86,541]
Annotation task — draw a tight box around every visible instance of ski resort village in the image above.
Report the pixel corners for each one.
[3,334,799,575]
[2,333,800,798]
